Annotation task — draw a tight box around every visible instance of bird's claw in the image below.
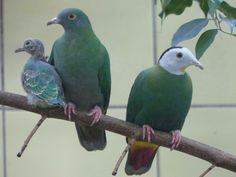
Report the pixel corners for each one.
[87,105,102,126]
[142,125,155,143]
[64,102,77,120]
[170,130,181,150]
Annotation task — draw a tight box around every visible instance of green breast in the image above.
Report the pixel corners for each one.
[52,34,105,110]
[127,65,193,132]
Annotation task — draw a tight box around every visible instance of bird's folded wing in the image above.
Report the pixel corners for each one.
[22,70,60,101]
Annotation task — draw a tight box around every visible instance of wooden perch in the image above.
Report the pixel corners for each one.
[0,91,236,173]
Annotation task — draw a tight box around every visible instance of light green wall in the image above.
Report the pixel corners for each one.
[1,0,236,177]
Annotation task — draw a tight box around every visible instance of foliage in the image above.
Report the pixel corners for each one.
[160,0,236,59]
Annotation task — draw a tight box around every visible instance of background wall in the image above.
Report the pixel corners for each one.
[1,0,236,177]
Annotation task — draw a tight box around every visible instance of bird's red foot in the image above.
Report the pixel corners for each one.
[64,102,77,120]
[87,105,102,126]
[170,130,181,150]
[142,124,155,143]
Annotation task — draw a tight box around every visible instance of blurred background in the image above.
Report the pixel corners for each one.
[1,0,236,177]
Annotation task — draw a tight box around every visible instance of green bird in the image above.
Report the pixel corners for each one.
[47,8,111,151]
[125,47,203,175]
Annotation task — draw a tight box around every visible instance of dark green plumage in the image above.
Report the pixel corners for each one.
[48,8,111,151]
[125,65,192,175]
[125,47,203,175]
[126,65,192,131]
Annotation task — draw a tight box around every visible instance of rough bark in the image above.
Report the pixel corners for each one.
[0,91,236,173]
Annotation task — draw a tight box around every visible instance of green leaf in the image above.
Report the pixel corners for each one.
[159,0,193,18]
[218,1,236,19]
[161,0,172,9]
[195,29,218,59]
[197,0,209,17]
[208,0,223,17]
[171,18,209,46]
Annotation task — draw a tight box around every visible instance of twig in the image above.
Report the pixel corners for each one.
[17,115,46,157]
[112,138,136,175]
[199,164,216,177]
[219,28,236,36]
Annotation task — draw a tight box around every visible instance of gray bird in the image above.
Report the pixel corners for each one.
[16,38,65,107]
[15,38,65,157]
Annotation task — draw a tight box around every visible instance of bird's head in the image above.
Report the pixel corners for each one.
[47,8,92,32]
[15,38,45,59]
[158,47,203,75]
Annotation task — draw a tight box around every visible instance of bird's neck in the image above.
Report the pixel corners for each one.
[63,27,94,40]
[29,56,47,63]
[159,61,185,75]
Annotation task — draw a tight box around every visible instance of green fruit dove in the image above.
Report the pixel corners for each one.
[125,47,203,175]
[15,38,65,157]
[47,8,111,151]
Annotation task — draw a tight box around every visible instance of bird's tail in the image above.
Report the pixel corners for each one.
[75,122,106,151]
[125,139,159,175]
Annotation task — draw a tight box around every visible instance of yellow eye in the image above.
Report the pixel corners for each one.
[176,52,183,59]
[68,14,77,20]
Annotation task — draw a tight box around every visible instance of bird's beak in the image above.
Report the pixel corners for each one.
[47,17,60,26]
[192,59,204,70]
[15,47,25,53]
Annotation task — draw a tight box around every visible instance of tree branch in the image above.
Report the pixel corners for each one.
[0,91,236,173]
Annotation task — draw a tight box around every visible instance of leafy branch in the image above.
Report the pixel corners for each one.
[1,90,236,175]
[160,0,236,59]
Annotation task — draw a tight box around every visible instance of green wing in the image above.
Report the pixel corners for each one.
[98,48,111,113]
[126,71,146,123]
[22,69,61,103]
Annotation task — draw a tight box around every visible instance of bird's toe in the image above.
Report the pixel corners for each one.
[64,102,77,120]
[142,125,155,142]
[170,130,181,150]
[87,105,102,126]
